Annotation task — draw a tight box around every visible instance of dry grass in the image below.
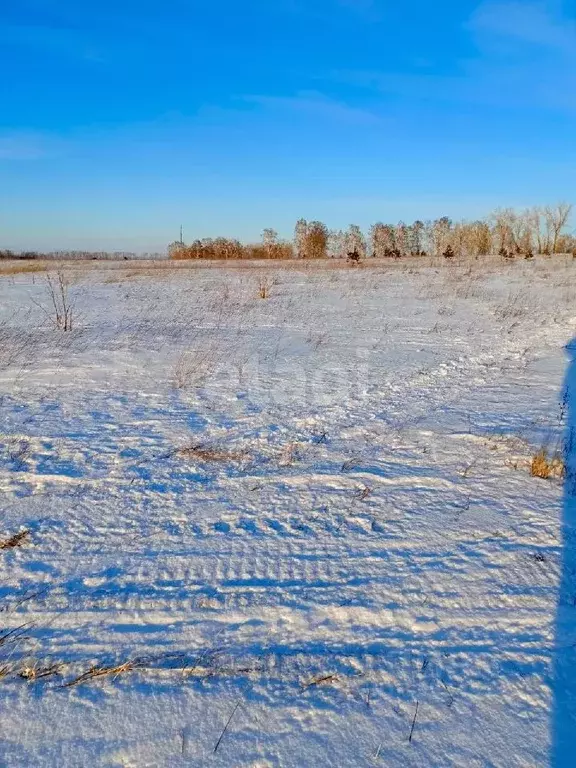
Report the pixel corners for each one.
[354,485,373,501]
[0,624,31,658]
[104,269,149,283]
[306,329,328,350]
[301,673,339,691]
[0,264,46,277]
[178,443,250,463]
[20,662,61,682]
[64,660,137,688]
[0,529,30,550]
[530,449,565,480]
[258,275,271,299]
[494,289,533,321]
[278,441,301,466]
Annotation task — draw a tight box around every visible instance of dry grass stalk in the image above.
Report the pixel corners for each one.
[355,485,372,501]
[0,530,30,550]
[178,444,250,463]
[301,673,338,691]
[20,663,61,681]
[278,442,301,467]
[408,700,419,743]
[213,699,242,753]
[0,623,32,648]
[258,276,271,299]
[64,660,136,688]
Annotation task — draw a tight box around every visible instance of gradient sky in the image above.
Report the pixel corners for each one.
[1,0,575,251]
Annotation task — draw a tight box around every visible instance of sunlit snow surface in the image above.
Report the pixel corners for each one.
[0,258,575,766]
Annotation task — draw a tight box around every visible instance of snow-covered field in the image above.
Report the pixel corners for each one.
[0,257,575,767]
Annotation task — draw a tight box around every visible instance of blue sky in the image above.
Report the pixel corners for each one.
[1,0,575,251]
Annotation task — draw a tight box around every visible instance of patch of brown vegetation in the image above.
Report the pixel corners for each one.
[0,264,46,276]
[0,530,30,550]
[530,449,565,480]
[178,444,250,463]
[64,660,137,687]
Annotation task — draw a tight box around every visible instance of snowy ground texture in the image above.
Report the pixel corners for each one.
[1,257,575,767]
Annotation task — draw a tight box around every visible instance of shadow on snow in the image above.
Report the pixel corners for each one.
[553,337,576,766]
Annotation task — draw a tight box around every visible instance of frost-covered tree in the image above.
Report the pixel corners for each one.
[395,221,409,257]
[545,202,573,253]
[432,217,452,256]
[370,222,388,258]
[294,218,308,259]
[345,224,366,259]
[328,229,347,259]
[262,228,279,258]
[408,220,425,255]
[305,221,329,259]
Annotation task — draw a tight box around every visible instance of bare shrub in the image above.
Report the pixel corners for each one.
[0,321,34,372]
[173,345,219,389]
[31,269,75,330]
[48,270,75,330]
[494,289,532,321]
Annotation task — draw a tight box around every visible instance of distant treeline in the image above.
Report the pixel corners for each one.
[0,250,163,261]
[2,203,573,262]
[169,240,294,261]
[170,203,575,260]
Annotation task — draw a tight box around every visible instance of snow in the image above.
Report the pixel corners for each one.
[0,257,575,766]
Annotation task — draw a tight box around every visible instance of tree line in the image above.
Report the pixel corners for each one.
[0,250,163,261]
[169,203,574,260]
[1,204,572,261]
